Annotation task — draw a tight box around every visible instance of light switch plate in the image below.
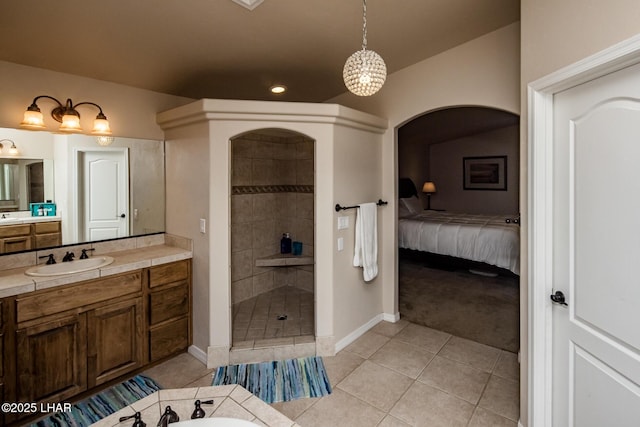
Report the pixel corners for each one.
[338,216,349,230]
[337,237,344,251]
[200,218,206,234]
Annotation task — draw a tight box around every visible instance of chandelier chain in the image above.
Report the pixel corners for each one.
[361,0,368,50]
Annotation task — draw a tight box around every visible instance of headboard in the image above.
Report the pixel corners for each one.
[399,178,418,198]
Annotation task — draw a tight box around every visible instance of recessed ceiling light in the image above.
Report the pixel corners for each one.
[270,85,286,94]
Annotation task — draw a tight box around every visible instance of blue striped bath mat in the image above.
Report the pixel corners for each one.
[31,374,162,427]
[212,356,332,404]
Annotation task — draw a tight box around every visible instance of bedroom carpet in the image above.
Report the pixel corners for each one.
[399,255,520,352]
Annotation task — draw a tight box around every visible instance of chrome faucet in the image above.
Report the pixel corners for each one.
[62,251,75,262]
[157,406,179,427]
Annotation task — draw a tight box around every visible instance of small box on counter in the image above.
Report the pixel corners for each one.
[30,203,57,217]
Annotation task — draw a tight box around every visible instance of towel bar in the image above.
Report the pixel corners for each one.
[335,199,388,212]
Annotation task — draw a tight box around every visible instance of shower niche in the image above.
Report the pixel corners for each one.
[229,129,315,347]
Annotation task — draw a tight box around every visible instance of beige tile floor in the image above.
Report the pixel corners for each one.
[142,320,519,427]
[232,286,315,344]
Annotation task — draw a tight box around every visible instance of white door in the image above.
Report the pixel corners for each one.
[552,61,640,426]
[80,149,129,241]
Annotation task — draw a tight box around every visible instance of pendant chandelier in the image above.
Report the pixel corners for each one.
[343,0,387,96]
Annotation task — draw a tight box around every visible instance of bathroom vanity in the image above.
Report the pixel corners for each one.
[0,239,192,426]
[0,219,61,254]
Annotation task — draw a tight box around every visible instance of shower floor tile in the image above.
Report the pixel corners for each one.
[232,286,314,344]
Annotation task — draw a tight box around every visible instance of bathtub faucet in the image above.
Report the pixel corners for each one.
[158,406,179,427]
[119,412,146,427]
[191,399,214,419]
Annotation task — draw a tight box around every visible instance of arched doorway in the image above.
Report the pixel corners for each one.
[397,106,520,353]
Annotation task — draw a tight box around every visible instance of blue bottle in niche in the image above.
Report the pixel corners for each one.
[280,233,292,254]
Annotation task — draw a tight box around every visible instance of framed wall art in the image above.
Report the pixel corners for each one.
[463,155,507,191]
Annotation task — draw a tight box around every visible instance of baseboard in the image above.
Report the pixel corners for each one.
[335,313,384,352]
[188,344,207,365]
[382,312,400,322]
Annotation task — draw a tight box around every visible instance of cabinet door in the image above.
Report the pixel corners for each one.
[87,298,144,387]
[16,313,87,403]
[0,235,32,254]
[34,232,61,249]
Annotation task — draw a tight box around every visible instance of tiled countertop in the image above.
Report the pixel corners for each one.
[92,385,299,427]
[0,214,62,225]
[0,237,192,298]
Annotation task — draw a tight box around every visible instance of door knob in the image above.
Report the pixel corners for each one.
[120,213,126,218]
[550,290,568,306]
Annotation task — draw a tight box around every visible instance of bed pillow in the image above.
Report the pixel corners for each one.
[400,197,423,214]
[398,201,412,218]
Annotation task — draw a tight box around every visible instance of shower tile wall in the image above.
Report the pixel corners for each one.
[231,132,314,305]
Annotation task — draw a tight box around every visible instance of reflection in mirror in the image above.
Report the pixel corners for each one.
[0,127,165,254]
[0,158,54,212]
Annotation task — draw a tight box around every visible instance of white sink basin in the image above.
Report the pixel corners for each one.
[169,418,260,427]
[25,256,115,276]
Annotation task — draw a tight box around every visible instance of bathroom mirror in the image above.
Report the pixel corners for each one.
[0,127,165,254]
[0,158,54,212]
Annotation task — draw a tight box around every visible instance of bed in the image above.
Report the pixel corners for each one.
[397,179,520,275]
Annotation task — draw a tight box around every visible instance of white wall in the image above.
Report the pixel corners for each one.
[164,122,212,352]
[332,124,385,343]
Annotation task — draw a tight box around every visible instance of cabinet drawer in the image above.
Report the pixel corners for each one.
[35,232,61,249]
[33,221,61,234]
[1,236,32,253]
[149,260,189,288]
[17,272,142,323]
[150,283,189,325]
[149,317,189,362]
[0,224,30,238]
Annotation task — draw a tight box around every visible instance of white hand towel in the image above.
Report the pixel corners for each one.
[353,202,378,281]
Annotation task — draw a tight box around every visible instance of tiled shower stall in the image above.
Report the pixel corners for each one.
[230,129,315,346]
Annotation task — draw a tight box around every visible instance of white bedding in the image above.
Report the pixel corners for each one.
[398,210,520,275]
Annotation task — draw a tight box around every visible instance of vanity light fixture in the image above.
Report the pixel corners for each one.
[0,139,19,155]
[20,95,112,136]
[343,0,387,96]
[270,84,287,94]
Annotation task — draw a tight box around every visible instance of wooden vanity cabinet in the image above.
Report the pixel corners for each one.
[0,221,62,254]
[0,258,191,425]
[33,221,62,249]
[14,271,143,404]
[0,224,32,254]
[16,312,88,403]
[0,299,5,427]
[147,259,192,362]
[87,297,144,387]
